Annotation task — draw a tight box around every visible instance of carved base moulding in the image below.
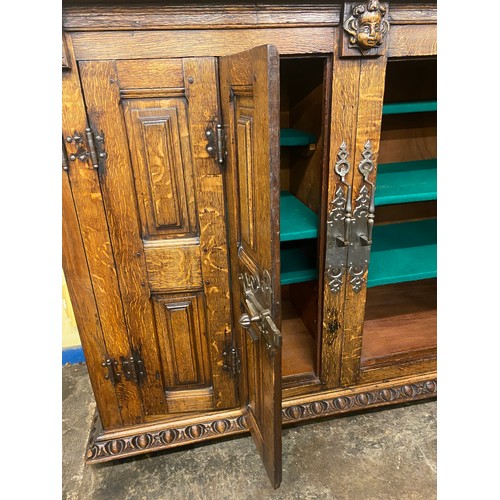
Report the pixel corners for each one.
[86,375,437,464]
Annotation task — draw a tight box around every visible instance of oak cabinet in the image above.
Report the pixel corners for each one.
[62,1,437,489]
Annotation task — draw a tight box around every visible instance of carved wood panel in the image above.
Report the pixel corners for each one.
[236,108,257,253]
[123,98,197,239]
[152,292,210,390]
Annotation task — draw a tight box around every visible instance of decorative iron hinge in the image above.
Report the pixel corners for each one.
[101,358,121,386]
[64,128,107,170]
[121,350,147,387]
[222,345,241,376]
[205,123,227,165]
[326,141,352,294]
[326,140,376,294]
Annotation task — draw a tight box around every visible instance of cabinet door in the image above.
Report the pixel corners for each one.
[220,45,282,489]
[78,58,236,422]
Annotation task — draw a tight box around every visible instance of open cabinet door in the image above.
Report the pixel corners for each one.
[219,45,282,488]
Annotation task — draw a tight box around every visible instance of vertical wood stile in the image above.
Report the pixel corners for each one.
[321,30,361,389]
[182,58,237,410]
[340,56,388,387]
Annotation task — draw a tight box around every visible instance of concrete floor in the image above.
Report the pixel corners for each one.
[63,364,436,499]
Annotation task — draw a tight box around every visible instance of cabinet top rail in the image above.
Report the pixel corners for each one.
[63,2,437,32]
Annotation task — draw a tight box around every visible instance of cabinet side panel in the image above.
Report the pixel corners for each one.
[62,170,122,429]
[62,33,143,427]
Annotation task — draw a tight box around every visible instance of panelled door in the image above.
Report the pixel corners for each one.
[78,57,236,423]
[219,45,283,489]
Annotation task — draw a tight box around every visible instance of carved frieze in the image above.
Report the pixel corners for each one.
[86,378,437,463]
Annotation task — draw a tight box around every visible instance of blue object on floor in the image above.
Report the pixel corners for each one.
[62,346,86,365]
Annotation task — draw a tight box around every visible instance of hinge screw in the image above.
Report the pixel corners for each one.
[66,136,73,143]
[69,154,76,161]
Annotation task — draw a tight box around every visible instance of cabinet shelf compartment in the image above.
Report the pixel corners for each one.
[280,128,316,147]
[280,242,317,285]
[280,191,318,242]
[367,218,436,288]
[282,299,316,378]
[374,159,437,206]
[361,279,437,368]
[382,100,437,115]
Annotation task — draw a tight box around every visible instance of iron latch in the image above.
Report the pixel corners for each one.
[65,128,107,170]
[238,270,282,352]
[205,123,227,165]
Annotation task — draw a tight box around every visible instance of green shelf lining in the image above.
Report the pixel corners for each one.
[280,191,318,242]
[374,159,437,206]
[280,128,316,147]
[368,218,436,288]
[280,245,317,285]
[382,100,437,115]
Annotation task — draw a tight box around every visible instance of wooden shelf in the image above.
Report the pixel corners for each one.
[375,159,437,206]
[361,279,437,367]
[382,100,437,115]
[280,128,316,147]
[280,191,318,242]
[280,245,317,285]
[368,218,436,288]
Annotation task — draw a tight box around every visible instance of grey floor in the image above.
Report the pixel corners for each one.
[63,364,436,499]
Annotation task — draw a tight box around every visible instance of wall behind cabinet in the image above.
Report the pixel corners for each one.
[62,271,82,361]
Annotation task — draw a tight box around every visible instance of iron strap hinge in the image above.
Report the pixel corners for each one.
[222,345,241,377]
[64,128,107,171]
[327,140,375,295]
[205,123,227,166]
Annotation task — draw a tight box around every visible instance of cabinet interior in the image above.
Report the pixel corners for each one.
[278,56,328,386]
[360,58,437,370]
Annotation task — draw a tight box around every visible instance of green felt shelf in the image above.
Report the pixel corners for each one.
[382,100,437,115]
[375,159,437,206]
[280,248,318,285]
[280,245,318,285]
[368,218,437,288]
[280,191,318,242]
[280,128,316,147]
